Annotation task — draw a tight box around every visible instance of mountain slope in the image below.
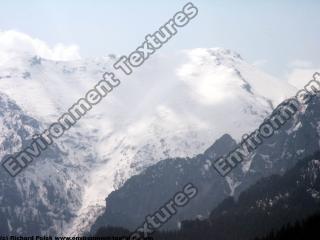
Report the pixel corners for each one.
[0,91,92,235]
[91,93,320,232]
[90,134,238,233]
[0,46,297,234]
[95,152,320,240]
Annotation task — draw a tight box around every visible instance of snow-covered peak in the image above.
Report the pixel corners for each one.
[177,48,296,106]
[0,43,298,235]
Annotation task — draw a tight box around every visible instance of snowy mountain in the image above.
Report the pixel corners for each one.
[90,92,320,233]
[95,151,320,240]
[164,151,320,240]
[0,91,91,235]
[0,42,297,234]
[89,133,238,233]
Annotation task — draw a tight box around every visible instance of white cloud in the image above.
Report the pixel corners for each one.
[286,60,319,89]
[252,59,268,68]
[288,59,313,69]
[0,30,81,62]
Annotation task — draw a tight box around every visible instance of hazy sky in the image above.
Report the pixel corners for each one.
[0,0,319,78]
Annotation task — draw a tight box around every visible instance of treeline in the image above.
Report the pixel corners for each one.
[95,212,320,240]
[254,212,320,240]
